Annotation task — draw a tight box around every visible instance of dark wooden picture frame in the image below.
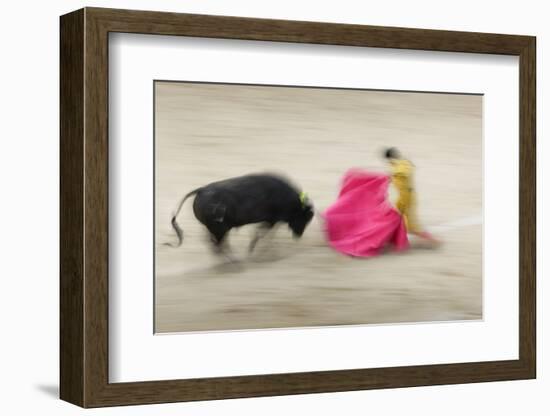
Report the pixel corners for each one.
[60,7,536,408]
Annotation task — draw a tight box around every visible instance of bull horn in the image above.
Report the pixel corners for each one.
[299,191,309,207]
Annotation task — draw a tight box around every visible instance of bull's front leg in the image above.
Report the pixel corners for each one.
[248,222,273,253]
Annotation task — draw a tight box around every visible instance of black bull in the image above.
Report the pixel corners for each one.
[167,174,314,252]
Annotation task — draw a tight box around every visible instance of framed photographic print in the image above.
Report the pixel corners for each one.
[60,7,536,408]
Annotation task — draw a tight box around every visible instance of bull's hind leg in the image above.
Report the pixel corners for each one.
[208,225,228,251]
[206,223,237,261]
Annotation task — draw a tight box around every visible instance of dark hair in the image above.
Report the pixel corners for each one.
[384,147,401,159]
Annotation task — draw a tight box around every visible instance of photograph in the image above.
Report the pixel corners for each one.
[154,80,483,333]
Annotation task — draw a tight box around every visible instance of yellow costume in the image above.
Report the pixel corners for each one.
[389,159,421,233]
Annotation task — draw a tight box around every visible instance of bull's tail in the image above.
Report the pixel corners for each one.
[165,188,201,248]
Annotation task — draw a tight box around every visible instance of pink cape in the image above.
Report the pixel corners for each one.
[323,169,409,257]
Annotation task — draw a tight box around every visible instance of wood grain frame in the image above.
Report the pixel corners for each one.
[60,7,536,408]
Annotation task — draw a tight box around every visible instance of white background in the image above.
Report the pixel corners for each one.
[0,0,545,415]
[110,34,519,382]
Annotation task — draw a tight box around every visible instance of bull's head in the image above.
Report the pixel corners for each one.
[289,193,314,237]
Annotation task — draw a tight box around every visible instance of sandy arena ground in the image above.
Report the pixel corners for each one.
[154,81,482,333]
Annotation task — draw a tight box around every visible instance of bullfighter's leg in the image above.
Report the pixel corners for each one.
[248,222,274,253]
